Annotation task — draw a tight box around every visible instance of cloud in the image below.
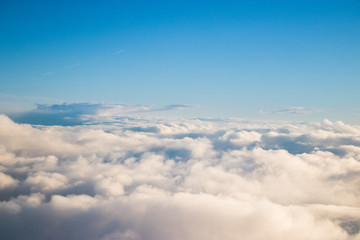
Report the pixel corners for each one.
[261,106,322,115]
[43,71,54,76]
[9,102,193,126]
[0,93,58,104]
[0,172,18,190]
[69,62,81,68]
[25,172,68,192]
[0,114,360,239]
[114,49,127,55]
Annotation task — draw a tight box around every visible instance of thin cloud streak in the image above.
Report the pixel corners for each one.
[260,106,323,115]
[114,49,127,55]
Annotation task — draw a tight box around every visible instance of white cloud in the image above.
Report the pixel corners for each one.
[0,114,360,239]
[25,172,68,192]
[0,172,18,189]
[50,194,98,210]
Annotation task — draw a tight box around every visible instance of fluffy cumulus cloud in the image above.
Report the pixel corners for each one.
[0,114,360,240]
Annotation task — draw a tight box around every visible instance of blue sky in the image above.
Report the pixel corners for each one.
[0,0,359,122]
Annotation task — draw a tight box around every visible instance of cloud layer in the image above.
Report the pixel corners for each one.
[9,102,193,125]
[260,106,322,115]
[0,114,360,239]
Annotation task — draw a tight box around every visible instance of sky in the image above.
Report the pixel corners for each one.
[0,0,359,122]
[1,2,360,239]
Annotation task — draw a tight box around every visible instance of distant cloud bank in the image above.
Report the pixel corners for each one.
[9,102,193,125]
[0,114,360,240]
[260,106,322,115]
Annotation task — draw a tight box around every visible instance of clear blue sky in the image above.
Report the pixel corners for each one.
[0,0,359,122]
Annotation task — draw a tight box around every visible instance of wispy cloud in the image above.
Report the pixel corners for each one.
[0,93,58,102]
[68,62,82,68]
[260,106,322,115]
[43,71,54,76]
[114,49,126,55]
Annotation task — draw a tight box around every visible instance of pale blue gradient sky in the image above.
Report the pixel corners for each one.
[0,0,359,122]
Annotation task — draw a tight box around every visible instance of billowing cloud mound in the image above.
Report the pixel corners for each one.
[0,114,360,240]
